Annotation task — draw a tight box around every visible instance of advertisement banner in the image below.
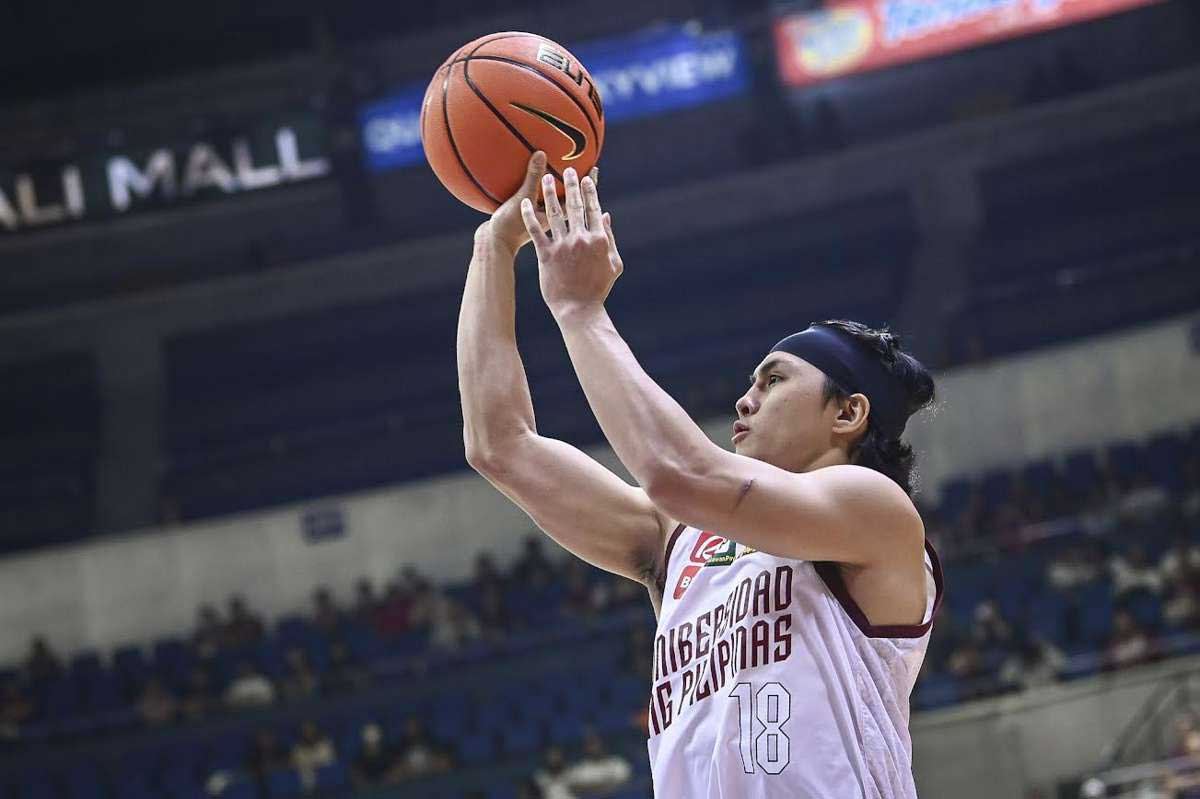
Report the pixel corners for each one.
[574,25,750,124]
[774,0,1164,87]
[360,24,750,173]
[0,112,330,235]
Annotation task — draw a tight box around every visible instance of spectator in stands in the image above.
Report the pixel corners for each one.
[564,732,633,796]
[403,571,440,632]
[136,677,178,727]
[1110,545,1165,600]
[312,587,344,634]
[947,640,993,699]
[291,720,338,790]
[0,681,34,740]
[429,595,483,652]
[999,637,1066,691]
[323,640,371,694]
[353,577,379,620]
[225,596,265,648]
[351,722,403,789]
[394,716,452,779]
[280,647,320,701]
[478,585,514,640]
[374,580,413,637]
[474,553,504,594]
[533,745,577,799]
[1180,456,1200,522]
[179,666,215,722]
[1106,609,1156,670]
[624,625,653,680]
[1168,715,1200,758]
[193,604,225,660]
[24,636,62,685]
[246,729,290,782]
[1160,531,1200,589]
[1164,575,1200,631]
[1114,474,1171,524]
[224,661,276,709]
[512,780,542,799]
[970,600,1015,654]
[1047,544,1103,590]
[608,575,643,611]
[512,535,554,588]
[563,562,598,618]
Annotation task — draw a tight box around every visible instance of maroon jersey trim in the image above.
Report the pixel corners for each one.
[662,522,687,571]
[813,540,945,639]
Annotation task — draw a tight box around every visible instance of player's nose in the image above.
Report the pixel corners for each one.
[735,392,757,418]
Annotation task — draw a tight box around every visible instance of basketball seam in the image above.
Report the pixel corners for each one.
[441,61,501,207]
[450,54,602,145]
[461,59,565,184]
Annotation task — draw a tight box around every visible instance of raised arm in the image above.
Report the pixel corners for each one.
[457,152,673,589]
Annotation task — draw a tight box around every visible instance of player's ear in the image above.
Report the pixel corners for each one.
[831,394,870,438]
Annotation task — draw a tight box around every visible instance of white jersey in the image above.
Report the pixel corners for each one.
[647,524,944,799]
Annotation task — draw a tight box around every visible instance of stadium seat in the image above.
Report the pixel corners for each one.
[457,730,497,764]
[265,768,303,798]
[501,722,542,755]
[314,763,348,791]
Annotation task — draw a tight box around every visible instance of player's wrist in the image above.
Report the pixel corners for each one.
[474,221,524,261]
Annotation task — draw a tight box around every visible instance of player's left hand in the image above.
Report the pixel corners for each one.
[520,166,623,322]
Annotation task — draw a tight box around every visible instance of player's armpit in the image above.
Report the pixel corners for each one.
[468,431,674,585]
[644,457,923,567]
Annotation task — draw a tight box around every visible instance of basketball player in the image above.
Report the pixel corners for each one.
[458,151,943,798]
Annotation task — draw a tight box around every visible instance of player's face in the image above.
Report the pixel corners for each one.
[733,352,843,472]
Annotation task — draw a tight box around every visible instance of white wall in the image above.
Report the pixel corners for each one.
[3,313,1198,663]
[912,654,1200,799]
[905,312,1200,496]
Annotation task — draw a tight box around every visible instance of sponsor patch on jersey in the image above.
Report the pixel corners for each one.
[673,531,727,599]
[702,540,757,567]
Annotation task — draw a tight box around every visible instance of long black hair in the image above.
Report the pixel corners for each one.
[813,320,936,497]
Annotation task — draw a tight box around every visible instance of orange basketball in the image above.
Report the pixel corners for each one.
[420,32,606,213]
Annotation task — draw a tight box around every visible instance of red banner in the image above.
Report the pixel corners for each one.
[774,0,1163,87]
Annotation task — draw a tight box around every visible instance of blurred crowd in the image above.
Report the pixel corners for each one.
[920,444,1200,703]
[3,434,1199,792]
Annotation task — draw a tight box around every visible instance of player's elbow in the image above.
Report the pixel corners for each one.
[464,438,508,477]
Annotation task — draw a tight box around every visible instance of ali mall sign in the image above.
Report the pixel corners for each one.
[0,113,330,234]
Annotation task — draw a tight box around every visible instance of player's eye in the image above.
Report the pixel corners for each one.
[767,374,782,386]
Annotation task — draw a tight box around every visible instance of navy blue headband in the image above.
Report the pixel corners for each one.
[769,326,909,439]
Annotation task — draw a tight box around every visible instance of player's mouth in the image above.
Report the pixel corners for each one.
[732,421,750,443]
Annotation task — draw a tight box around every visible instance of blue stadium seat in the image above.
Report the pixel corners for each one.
[914,674,961,710]
[1145,433,1186,491]
[547,715,586,745]
[978,469,1014,510]
[938,478,973,522]
[500,721,542,755]
[1103,441,1144,485]
[1019,460,1056,500]
[266,768,303,798]
[457,731,497,764]
[1026,590,1069,645]
[487,789,519,799]
[64,764,105,799]
[1061,450,1099,496]
[315,763,348,792]
[220,783,260,799]
[1075,583,1116,646]
[1124,590,1163,630]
